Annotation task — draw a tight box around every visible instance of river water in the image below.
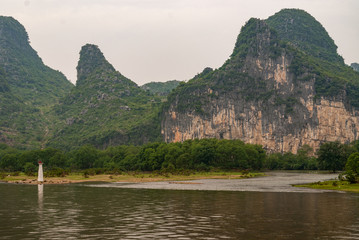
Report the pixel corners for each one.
[1,172,359,239]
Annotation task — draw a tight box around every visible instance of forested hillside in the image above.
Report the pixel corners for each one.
[0,68,46,148]
[141,80,181,96]
[47,44,163,150]
[0,17,73,106]
[1,10,359,154]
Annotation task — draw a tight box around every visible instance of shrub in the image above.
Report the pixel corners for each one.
[44,168,69,177]
[345,152,359,183]
[24,162,37,176]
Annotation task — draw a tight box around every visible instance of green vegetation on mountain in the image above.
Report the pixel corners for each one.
[1,10,359,154]
[0,16,73,106]
[266,9,359,107]
[0,16,75,149]
[165,18,284,115]
[265,10,359,105]
[0,68,10,93]
[48,44,162,150]
[352,63,359,72]
[0,68,46,149]
[165,9,359,117]
[266,9,343,64]
[288,48,359,107]
[141,80,181,96]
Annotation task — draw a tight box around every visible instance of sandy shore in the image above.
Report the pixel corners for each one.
[0,172,256,185]
[1,172,340,193]
[82,172,340,193]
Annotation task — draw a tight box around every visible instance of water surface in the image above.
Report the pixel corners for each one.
[1,173,359,239]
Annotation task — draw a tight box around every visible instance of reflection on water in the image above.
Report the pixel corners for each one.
[0,182,358,239]
[38,184,43,209]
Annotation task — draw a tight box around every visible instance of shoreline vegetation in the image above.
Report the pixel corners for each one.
[0,171,264,185]
[1,138,359,191]
[294,180,359,193]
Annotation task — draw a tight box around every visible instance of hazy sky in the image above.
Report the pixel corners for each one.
[1,0,358,85]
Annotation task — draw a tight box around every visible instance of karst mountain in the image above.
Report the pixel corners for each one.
[1,9,359,152]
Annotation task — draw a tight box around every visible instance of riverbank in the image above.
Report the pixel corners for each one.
[0,171,263,185]
[294,180,359,193]
[88,172,339,193]
[3,171,351,194]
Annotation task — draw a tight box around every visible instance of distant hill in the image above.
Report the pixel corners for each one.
[352,63,359,72]
[0,16,73,106]
[48,44,162,150]
[141,80,181,96]
[162,9,359,153]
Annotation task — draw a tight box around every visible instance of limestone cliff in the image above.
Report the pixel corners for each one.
[162,10,359,153]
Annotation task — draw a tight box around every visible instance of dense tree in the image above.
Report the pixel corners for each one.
[71,145,99,169]
[345,152,359,183]
[24,162,36,176]
[1,139,338,173]
[317,142,354,172]
[0,153,19,172]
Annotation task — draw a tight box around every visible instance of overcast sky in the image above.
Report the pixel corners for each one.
[1,0,358,85]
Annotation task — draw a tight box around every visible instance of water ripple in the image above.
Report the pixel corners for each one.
[0,180,358,239]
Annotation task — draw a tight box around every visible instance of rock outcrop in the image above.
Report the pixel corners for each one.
[162,10,359,153]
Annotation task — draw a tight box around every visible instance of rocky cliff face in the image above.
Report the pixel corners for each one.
[162,11,359,153]
[163,96,359,153]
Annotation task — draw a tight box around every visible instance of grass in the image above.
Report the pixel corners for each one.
[0,171,265,184]
[294,180,359,193]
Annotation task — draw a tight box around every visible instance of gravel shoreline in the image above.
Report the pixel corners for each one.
[85,172,340,193]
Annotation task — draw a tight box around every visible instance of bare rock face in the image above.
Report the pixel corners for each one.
[163,95,359,154]
[161,16,359,153]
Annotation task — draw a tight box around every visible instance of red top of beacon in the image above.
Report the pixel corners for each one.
[38,161,43,164]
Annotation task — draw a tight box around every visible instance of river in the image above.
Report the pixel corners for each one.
[1,172,359,239]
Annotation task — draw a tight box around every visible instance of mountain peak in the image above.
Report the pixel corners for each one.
[231,18,274,59]
[266,9,343,63]
[76,44,115,85]
[0,16,29,50]
[0,16,73,106]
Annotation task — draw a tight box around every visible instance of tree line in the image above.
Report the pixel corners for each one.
[0,139,358,182]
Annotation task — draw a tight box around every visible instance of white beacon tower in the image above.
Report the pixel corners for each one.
[38,161,44,182]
